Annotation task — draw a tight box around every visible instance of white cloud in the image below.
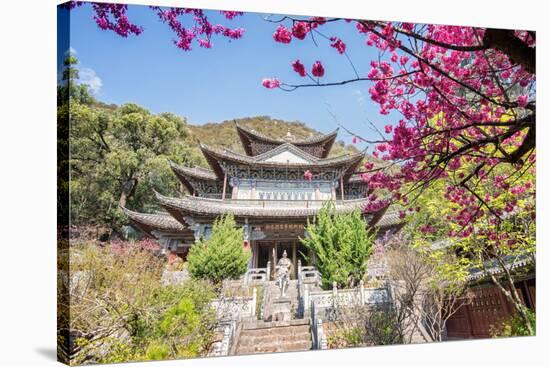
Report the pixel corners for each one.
[78,67,103,95]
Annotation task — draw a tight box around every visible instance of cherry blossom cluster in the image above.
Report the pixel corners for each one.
[151,6,245,51]
[67,3,245,51]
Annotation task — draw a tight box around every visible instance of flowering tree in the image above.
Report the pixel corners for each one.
[263,17,535,235]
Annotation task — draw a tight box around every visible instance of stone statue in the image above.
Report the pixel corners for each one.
[275,250,293,297]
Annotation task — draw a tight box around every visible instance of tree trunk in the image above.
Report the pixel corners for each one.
[488,268,534,335]
[119,178,138,208]
[483,29,535,75]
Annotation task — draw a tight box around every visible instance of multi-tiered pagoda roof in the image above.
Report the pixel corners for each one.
[123,123,402,247]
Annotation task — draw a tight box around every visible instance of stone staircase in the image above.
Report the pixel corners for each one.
[232,319,312,355]
[262,280,301,320]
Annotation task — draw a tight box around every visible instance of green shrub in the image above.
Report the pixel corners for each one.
[64,243,218,364]
[187,214,250,284]
[490,308,536,337]
[146,343,170,361]
[301,202,375,288]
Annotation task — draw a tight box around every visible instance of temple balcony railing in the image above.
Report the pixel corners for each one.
[214,198,363,208]
[195,194,365,202]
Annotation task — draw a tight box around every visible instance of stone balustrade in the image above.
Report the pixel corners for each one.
[245,261,271,283]
[311,301,328,350]
[304,280,390,312]
[209,320,237,357]
[211,287,257,321]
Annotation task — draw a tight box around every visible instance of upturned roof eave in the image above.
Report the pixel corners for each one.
[235,123,339,158]
[121,206,188,236]
[154,192,394,222]
[199,142,365,178]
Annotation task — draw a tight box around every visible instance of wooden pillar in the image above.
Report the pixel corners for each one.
[340,176,345,200]
[222,171,227,200]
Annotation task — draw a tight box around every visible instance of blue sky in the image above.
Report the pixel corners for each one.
[63,3,399,145]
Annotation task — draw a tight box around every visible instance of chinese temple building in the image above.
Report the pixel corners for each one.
[123,123,403,277]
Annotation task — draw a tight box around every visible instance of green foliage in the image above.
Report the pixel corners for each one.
[187,214,250,284]
[363,307,404,345]
[145,342,170,361]
[404,164,535,335]
[69,99,201,228]
[301,202,375,288]
[327,326,364,349]
[62,243,217,364]
[490,309,536,337]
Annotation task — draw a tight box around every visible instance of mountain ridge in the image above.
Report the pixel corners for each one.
[187,116,358,157]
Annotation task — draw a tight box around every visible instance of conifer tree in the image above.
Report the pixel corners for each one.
[187,214,250,284]
[301,202,375,288]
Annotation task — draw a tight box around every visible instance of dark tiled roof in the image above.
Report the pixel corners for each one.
[122,207,186,235]
[467,256,533,281]
[236,123,338,158]
[155,192,369,219]
[236,123,339,146]
[154,193,399,230]
[169,161,218,181]
[200,143,364,173]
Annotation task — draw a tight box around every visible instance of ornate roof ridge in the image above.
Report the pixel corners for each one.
[199,142,364,168]
[235,122,339,145]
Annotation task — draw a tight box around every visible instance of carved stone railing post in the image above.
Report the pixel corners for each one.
[251,287,257,317]
[316,318,328,350]
[266,261,271,280]
[359,280,365,305]
[332,281,338,307]
[304,287,309,312]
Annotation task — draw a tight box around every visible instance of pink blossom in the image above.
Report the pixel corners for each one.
[262,78,281,89]
[517,95,529,107]
[292,22,309,40]
[273,25,292,43]
[311,61,325,77]
[352,136,359,144]
[292,60,306,77]
[304,170,313,181]
[330,37,346,54]
[384,125,393,133]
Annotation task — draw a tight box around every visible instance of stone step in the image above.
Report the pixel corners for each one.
[234,322,313,355]
[236,334,311,348]
[236,340,312,355]
[241,325,310,336]
[237,331,311,344]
